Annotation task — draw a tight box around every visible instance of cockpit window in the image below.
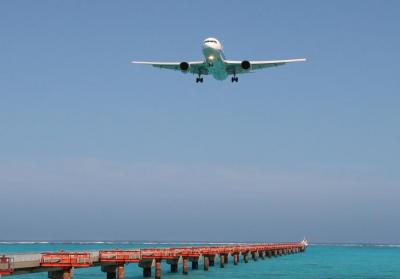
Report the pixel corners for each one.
[205,40,217,43]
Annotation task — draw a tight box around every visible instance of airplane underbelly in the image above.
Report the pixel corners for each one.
[210,69,228,80]
[208,60,227,80]
[202,47,228,80]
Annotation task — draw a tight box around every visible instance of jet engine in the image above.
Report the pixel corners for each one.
[241,60,251,70]
[179,62,189,71]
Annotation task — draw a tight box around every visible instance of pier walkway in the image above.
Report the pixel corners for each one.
[0,242,307,279]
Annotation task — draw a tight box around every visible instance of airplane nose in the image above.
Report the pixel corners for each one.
[203,42,218,50]
[203,42,211,49]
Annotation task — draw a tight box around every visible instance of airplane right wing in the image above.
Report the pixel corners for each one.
[131,61,209,75]
[224,58,306,75]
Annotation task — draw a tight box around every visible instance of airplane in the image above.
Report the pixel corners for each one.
[131,37,306,83]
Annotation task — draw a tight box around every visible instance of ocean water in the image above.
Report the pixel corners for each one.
[1,242,400,279]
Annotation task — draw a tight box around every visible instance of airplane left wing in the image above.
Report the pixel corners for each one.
[224,58,306,74]
[131,61,209,75]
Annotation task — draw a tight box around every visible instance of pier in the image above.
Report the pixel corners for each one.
[0,242,307,279]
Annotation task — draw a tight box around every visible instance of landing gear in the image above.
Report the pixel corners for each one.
[231,72,238,82]
[196,73,204,83]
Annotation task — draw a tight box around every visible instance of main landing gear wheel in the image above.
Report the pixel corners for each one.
[196,75,203,83]
[231,76,238,82]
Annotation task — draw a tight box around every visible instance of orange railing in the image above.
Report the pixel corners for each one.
[38,242,305,268]
[99,249,141,263]
[40,252,92,267]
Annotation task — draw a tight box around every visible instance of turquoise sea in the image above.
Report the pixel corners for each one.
[1,242,400,279]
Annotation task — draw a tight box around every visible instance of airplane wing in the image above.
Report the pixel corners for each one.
[224,58,306,75]
[131,61,209,75]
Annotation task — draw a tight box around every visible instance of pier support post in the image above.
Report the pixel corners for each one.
[267,251,272,258]
[117,265,124,279]
[189,257,199,270]
[243,253,249,263]
[171,264,178,273]
[49,269,73,279]
[219,254,225,268]
[107,270,115,279]
[101,266,116,279]
[203,256,209,271]
[182,257,188,275]
[155,259,161,279]
[139,261,153,278]
[167,259,179,273]
[233,254,238,265]
[191,261,198,270]
[65,268,73,279]
[259,251,265,260]
[143,266,151,277]
[251,251,258,261]
[143,267,151,278]
[63,269,72,279]
[209,255,215,266]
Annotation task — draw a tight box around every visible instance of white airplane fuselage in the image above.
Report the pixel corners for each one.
[202,38,228,80]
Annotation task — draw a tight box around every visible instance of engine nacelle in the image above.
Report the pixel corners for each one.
[241,60,251,70]
[179,62,189,71]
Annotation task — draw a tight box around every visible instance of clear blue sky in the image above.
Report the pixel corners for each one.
[0,1,399,243]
